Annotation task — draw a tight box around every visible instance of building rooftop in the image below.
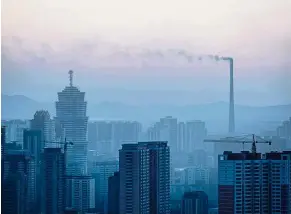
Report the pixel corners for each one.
[183,191,208,199]
[222,150,291,160]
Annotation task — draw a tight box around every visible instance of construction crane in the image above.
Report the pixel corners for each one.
[204,134,271,154]
[43,138,73,174]
[44,138,73,153]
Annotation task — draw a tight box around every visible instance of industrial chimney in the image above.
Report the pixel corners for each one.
[222,57,235,134]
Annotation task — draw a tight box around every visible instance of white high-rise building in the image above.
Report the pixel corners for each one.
[55,71,88,175]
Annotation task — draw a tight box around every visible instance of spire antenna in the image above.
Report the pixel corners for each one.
[69,70,73,86]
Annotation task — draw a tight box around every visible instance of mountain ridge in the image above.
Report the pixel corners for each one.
[2,94,290,133]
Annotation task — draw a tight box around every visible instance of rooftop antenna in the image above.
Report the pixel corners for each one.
[69,70,73,86]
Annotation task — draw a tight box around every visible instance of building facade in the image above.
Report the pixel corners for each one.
[55,71,88,175]
[181,191,208,214]
[30,110,55,144]
[185,120,207,152]
[88,120,142,156]
[139,141,171,214]
[65,175,95,212]
[119,143,150,214]
[2,150,36,214]
[43,147,65,214]
[219,151,291,214]
[119,142,171,214]
[147,117,178,153]
[90,160,119,213]
[23,129,43,213]
[1,119,30,145]
[108,171,120,214]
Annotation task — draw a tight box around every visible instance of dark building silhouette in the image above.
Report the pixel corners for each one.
[219,151,291,213]
[181,191,208,214]
[1,126,6,181]
[31,110,55,143]
[1,126,5,157]
[2,150,36,214]
[43,147,65,214]
[119,143,150,214]
[23,129,43,165]
[90,160,118,213]
[23,129,43,213]
[108,171,120,214]
[64,208,79,214]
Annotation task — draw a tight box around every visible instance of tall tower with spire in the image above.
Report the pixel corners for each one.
[55,71,88,175]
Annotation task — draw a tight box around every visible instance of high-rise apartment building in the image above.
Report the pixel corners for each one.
[43,147,65,214]
[108,171,120,214]
[65,175,95,212]
[1,126,6,157]
[188,149,208,167]
[55,71,88,175]
[2,150,36,214]
[147,117,177,152]
[119,141,170,214]
[1,126,5,183]
[31,110,55,143]
[90,160,119,213]
[185,120,207,152]
[23,129,43,213]
[1,119,30,145]
[181,191,208,214]
[88,121,98,150]
[159,117,178,153]
[219,151,291,214]
[178,122,186,152]
[276,117,291,139]
[119,143,150,214]
[23,129,43,164]
[139,141,171,214]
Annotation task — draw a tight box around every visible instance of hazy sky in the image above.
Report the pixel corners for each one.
[2,0,291,105]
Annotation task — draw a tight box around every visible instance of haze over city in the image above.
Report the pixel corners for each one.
[2,0,291,106]
[1,1,291,214]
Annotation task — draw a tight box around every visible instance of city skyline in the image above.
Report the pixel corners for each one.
[1,1,291,213]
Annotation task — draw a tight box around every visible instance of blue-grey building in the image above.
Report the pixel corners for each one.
[90,160,118,213]
[181,191,208,214]
[23,129,42,213]
[43,147,65,214]
[55,71,88,175]
[108,171,120,214]
[2,150,36,214]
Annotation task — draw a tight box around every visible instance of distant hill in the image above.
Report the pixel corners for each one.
[1,94,55,120]
[2,94,290,133]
